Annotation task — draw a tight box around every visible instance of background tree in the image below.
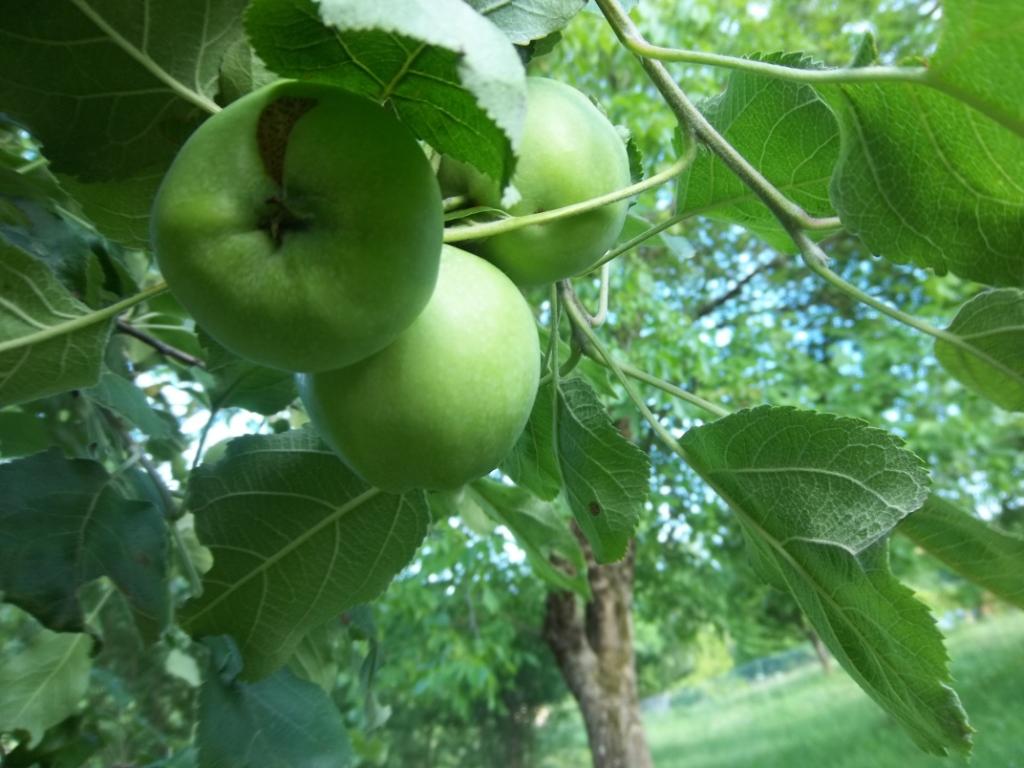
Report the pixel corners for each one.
[1,1,1022,767]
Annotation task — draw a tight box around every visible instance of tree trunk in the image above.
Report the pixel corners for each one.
[806,628,832,675]
[496,706,529,768]
[544,530,653,768]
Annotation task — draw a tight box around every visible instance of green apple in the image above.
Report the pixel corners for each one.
[298,245,540,491]
[447,77,631,286]
[151,80,442,372]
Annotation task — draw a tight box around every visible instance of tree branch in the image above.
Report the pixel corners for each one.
[594,0,838,232]
[561,282,729,423]
[116,319,205,368]
[694,256,781,319]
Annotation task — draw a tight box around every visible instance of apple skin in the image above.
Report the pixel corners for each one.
[298,245,540,491]
[450,77,631,286]
[151,80,442,372]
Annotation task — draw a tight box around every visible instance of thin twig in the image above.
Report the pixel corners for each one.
[577,262,612,327]
[444,154,694,243]
[694,256,781,319]
[116,319,205,368]
[139,453,203,597]
[561,284,691,451]
[600,13,1022,139]
[595,0,840,232]
[796,232,1024,390]
[588,210,693,272]
[561,283,729,420]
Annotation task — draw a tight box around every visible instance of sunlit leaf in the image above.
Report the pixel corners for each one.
[246,0,526,185]
[900,495,1024,609]
[935,289,1024,411]
[819,82,1024,287]
[678,52,840,249]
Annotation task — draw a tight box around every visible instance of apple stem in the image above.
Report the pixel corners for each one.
[258,196,313,248]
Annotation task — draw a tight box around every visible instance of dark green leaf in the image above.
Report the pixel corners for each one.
[0,409,51,457]
[681,406,930,549]
[1,167,137,305]
[196,330,296,415]
[557,377,649,563]
[0,450,169,640]
[182,428,430,680]
[746,534,972,756]
[85,371,174,439]
[501,380,562,499]
[0,241,118,406]
[0,0,247,182]
[899,495,1024,609]
[198,637,353,768]
[60,169,164,251]
[2,714,101,768]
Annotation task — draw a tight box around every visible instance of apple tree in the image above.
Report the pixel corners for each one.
[1,0,1022,767]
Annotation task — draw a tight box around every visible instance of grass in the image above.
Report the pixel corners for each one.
[539,612,1024,767]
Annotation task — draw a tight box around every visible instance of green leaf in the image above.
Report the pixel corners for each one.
[935,289,1024,412]
[198,637,353,768]
[59,169,164,251]
[0,610,93,748]
[0,409,51,457]
[1,713,102,768]
[1,169,137,305]
[677,53,840,249]
[0,241,126,406]
[556,377,649,563]
[196,330,296,415]
[466,0,586,45]
[85,371,174,439]
[287,620,340,693]
[681,406,930,550]
[0,0,246,182]
[216,37,277,107]
[927,0,1024,139]
[819,81,1024,287]
[181,428,430,680]
[429,487,498,535]
[747,535,972,756]
[680,406,971,756]
[471,480,590,597]
[246,0,526,185]
[899,495,1024,609]
[501,380,562,500]
[0,450,170,640]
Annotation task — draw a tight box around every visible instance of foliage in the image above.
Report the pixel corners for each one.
[1,0,1022,765]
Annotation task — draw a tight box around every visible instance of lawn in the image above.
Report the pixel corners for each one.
[537,612,1024,767]
[645,612,1024,768]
